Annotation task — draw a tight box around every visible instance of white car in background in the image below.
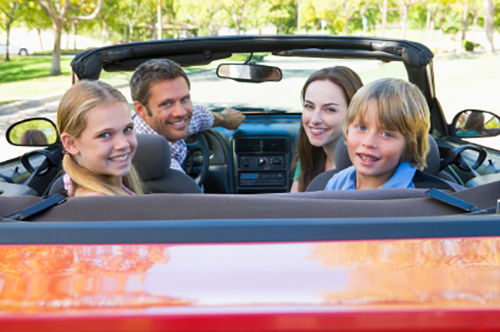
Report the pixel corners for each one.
[0,42,34,56]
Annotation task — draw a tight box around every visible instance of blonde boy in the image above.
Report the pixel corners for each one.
[325,78,430,190]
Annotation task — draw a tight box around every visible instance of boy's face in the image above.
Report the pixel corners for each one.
[346,100,406,189]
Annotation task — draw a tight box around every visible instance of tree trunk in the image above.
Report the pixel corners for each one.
[438,7,449,42]
[65,27,70,50]
[72,21,77,51]
[472,15,478,43]
[102,20,108,44]
[381,0,388,37]
[50,20,63,76]
[37,28,44,51]
[461,1,468,43]
[483,0,495,53]
[129,22,134,42]
[5,22,11,61]
[344,18,350,36]
[401,5,408,39]
[151,22,156,40]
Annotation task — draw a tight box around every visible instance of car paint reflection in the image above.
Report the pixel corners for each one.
[0,238,500,313]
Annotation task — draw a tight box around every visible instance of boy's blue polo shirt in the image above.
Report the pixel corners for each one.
[324,162,417,190]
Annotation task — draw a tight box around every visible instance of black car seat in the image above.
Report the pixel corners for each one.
[306,135,461,192]
[48,134,202,195]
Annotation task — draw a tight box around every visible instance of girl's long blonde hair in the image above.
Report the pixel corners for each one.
[57,80,144,196]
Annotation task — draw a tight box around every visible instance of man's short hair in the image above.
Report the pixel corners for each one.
[130,59,190,115]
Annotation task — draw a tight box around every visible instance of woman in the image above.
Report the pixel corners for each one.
[290,66,363,192]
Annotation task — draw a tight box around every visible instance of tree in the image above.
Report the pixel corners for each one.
[220,0,259,35]
[176,0,227,36]
[246,1,273,34]
[483,0,494,52]
[268,0,297,34]
[37,0,103,76]
[24,1,51,51]
[0,0,24,61]
[397,0,418,39]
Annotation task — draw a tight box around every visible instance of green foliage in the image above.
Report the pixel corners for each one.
[463,40,474,51]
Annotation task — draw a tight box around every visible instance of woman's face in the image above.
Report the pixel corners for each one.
[64,102,137,184]
[302,80,348,152]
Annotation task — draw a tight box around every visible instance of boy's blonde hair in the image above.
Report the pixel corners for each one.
[57,80,144,196]
[343,78,430,170]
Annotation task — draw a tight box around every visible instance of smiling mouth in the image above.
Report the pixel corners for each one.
[358,153,379,162]
[170,119,187,126]
[310,128,327,134]
[109,154,129,162]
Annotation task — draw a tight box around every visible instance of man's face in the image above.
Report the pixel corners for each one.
[136,77,193,142]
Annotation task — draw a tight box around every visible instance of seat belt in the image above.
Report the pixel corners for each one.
[413,170,464,192]
[426,188,484,213]
[2,194,67,222]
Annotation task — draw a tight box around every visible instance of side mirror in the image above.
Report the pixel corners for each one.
[451,110,500,138]
[216,63,282,83]
[6,118,58,147]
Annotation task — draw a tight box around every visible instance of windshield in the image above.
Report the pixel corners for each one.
[186,54,408,113]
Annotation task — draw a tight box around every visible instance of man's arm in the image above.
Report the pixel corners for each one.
[212,108,246,130]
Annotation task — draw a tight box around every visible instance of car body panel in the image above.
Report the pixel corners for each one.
[1,237,500,331]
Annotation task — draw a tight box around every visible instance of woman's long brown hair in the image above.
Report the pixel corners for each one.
[295,66,363,192]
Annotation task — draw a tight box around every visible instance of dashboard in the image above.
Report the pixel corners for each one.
[203,113,301,194]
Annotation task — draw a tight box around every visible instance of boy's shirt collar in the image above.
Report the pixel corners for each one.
[325,162,417,190]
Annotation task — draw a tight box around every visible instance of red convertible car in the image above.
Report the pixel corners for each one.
[1,35,500,331]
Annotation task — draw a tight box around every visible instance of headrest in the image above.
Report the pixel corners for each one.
[132,134,171,181]
[334,134,440,175]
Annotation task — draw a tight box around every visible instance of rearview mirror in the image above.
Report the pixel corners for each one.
[6,118,58,147]
[451,110,500,138]
[217,64,282,83]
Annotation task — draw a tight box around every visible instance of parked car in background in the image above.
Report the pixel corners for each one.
[0,42,34,56]
[1,35,500,331]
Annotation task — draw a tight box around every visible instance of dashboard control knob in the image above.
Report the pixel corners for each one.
[242,157,250,167]
[272,158,282,165]
[258,158,267,167]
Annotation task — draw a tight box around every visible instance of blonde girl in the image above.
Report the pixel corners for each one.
[58,80,144,197]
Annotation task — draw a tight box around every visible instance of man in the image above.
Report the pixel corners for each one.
[130,59,245,172]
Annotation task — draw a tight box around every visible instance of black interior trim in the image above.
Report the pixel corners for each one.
[1,215,499,244]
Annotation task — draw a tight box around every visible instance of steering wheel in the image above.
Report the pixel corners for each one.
[439,145,487,172]
[21,149,58,175]
[182,132,210,186]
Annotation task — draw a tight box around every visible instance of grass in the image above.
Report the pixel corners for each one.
[0,55,132,103]
[0,55,73,84]
[34,49,88,56]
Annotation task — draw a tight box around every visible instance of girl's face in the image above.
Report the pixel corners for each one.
[302,80,348,152]
[64,102,137,184]
[346,100,406,189]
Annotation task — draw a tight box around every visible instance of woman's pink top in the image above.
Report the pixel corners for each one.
[63,174,135,196]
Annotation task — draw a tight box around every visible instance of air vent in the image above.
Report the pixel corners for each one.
[263,139,288,152]
[236,139,261,152]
